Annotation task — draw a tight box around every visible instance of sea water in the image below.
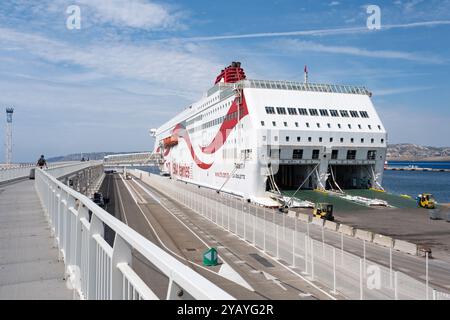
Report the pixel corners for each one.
[383,170,450,203]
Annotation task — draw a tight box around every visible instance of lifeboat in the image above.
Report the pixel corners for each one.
[163,135,178,148]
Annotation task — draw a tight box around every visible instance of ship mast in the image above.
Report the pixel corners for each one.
[235,62,243,166]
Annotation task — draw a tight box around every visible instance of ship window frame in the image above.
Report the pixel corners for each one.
[331,149,338,159]
[330,109,339,117]
[340,110,350,117]
[298,108,308,116]
[312,149,320,159]
[360,111,369,118]
[293,149,303,159]
[350,110,360,118]
[347,150,357,160]
[288,107,298,115]
[367,150,377,160]
[276,107,287,115]
[265,106,275,114]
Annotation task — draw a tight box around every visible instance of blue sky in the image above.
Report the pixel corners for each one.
[0,0,449,162]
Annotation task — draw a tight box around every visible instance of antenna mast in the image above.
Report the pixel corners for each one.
[5,107,14,165]
[304,65,309,84]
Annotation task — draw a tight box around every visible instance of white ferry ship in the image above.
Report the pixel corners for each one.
[152,62,387,206]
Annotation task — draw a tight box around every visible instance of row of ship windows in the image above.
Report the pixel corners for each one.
[263,135,385,144]
[284,149,377,160]
[265,107,370,118]
[199,95,220,110]
[197,100,233,120]
[261,120,382,131]
[188,106,245,133]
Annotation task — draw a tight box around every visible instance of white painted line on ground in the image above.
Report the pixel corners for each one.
[114,176,129,225]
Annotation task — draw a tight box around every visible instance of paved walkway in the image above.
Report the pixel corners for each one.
[0,179,75,299]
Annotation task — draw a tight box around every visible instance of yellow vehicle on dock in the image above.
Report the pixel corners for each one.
[417,193,436,209]
[312,203,335,221]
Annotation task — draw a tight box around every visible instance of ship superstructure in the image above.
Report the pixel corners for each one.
[152,62,387,206]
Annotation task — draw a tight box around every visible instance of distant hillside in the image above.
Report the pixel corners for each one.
[387,144,450,161]
[47,151,147,162]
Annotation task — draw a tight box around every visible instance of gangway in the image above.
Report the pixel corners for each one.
[103,152,163,167]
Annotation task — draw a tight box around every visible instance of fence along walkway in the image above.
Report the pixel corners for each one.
[34,167,234,300]
[129,169,450,300]
[0,161,99,183]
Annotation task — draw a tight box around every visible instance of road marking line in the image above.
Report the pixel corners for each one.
[114,176,129,225]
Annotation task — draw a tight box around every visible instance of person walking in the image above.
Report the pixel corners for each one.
[36,155,48,169]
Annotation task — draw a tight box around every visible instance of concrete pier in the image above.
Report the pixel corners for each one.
[0,180,75,299]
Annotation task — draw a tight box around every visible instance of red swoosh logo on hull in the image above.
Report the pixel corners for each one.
[165,93,248,170]
[172,123,213,169]
[200,94,249,154]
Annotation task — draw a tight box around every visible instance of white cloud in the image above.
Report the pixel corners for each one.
[77,0,184,30]
[163,20,450,42]
[373,86,433,96]
[0,27,221,98]
[275,39,444,64]
[329,1,340,6]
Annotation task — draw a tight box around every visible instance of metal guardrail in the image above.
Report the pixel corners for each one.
[0,161,99,183]
[0,164,34,182]
[34,165,234,300]
[130,169,450,300]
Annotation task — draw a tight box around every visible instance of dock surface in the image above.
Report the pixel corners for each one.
[0,180,74,299]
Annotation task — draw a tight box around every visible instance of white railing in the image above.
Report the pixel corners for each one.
[34,166,234,300]
[0,164,34,182]
[0,161,99,183]
[129,169,450,300]
[46,161,102,179]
